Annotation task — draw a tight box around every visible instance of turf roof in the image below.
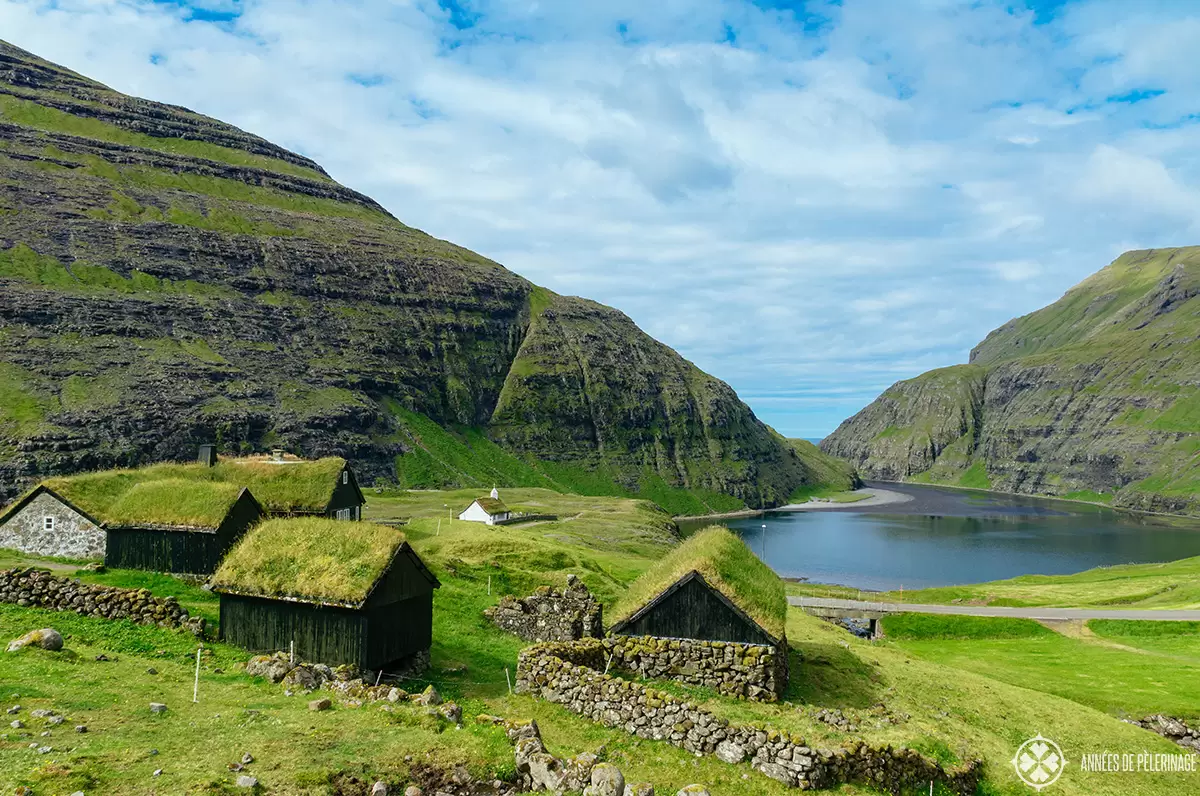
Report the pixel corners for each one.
[608,525,787,641]
[30,456,350,518]
[210,518,408,606]
[470,497,509,515]
[103,479,246,528]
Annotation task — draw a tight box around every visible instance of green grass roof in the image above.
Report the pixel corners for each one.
[210,518,407,606]
[103,480,246,528]
[32,456,349,519]
[471,497,509,515]
[214,458,347,513]
[608,525,787,641]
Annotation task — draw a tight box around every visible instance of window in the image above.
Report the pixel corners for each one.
[335,508,352,520]
[342,471,349,485]
[43,516,55,532]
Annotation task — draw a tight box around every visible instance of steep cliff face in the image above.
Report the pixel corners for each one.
[0,41,828,509]
[822,248,1200,516]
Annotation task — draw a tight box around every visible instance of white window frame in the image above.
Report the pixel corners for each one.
[43,516,55,532]
[342,471,349,485]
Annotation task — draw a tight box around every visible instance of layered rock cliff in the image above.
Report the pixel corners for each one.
[823,248,1200,516]
[0,41,833,510]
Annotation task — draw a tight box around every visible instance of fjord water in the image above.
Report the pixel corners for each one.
[720,484,1200,591]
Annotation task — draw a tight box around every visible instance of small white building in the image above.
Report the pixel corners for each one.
[0,486,106,559]
[458,487,512,526]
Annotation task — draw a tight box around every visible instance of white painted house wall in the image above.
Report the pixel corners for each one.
[0,492,105,559]
[457,500,511,526]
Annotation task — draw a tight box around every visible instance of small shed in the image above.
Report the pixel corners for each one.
[0,486,105,560]
[608,526,788,648]
[458,487,511,525]
[103,480,263,575]
[211,518,440,670]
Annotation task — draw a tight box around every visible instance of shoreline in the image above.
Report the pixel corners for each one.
[866,479,1200,523]
[771,487,914,512]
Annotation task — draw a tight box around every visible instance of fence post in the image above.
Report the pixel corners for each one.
[505,667,513,695]
[193,645,202,703]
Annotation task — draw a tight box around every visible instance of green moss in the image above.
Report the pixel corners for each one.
[0,92,328,181]
[104,479,244,527]
[1062,489,1113,504]
[0,363,55,434]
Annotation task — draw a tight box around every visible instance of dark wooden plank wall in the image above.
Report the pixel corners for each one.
[327,466,365,518]
[615,576,775,646]
[365,547,436,605]
[220,595,367,666]
[105,529,227,575]
[220,593,434,669]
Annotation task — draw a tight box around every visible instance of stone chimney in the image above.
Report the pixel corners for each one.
[198,444,217,467]
[270,448,285,462]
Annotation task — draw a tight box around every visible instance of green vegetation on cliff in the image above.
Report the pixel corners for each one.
[0,39,853,511]
[823,247,1200,516]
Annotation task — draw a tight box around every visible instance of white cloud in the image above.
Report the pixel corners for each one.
[3,0,1200,437]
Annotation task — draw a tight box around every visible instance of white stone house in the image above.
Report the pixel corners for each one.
[458,488,512,526]
[0,486,105,559]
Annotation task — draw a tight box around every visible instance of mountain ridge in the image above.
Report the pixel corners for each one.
[822,247,1200,516]
[0,39,843,511]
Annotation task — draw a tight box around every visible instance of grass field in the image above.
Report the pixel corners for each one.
[787,555,1200,609]
[1,489,1198,793]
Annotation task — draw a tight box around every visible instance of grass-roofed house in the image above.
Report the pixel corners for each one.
[211,519,440,671]
[217,454,366,520]
[102,480,263,574]
[458,487,512,525]
[606,526,790,701]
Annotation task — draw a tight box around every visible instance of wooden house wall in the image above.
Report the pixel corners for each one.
[105,529,228,575]
[220,593,433,669]
[365,545,438,606]
[327,466,365,517]
[220,595,366,667]
[614,576,776,646]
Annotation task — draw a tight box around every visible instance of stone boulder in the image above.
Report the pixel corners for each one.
[7,628,63,652]
[624,785,654,796]
[246,653,293,683]
[583,762,625,796]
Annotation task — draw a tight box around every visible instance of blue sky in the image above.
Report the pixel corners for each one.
[4,0,1200,437]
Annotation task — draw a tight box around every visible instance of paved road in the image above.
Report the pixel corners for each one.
[790,596,1200,621]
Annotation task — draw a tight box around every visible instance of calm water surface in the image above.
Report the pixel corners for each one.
[713,483,1200,591]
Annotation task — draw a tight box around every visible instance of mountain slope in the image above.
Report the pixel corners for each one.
[822,247,1200,516]
[0,40,840,510]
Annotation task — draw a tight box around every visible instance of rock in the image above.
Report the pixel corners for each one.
[386,687,406,703]
[241,752,254,764]
[562,752,598,792]
[149,703,168,714]
[236,775,258,788]
[75,725,87,733]
[10,719,23,729]
[8,628,64,652]
[583,762,625,796]
[403,787,424,796]
[153,769,163,777]
[246,653,293,683]
[29,709,56,719]
[715,740,746,764]
[308,698,332,712]
[413,685,441,706]
[37,745,52,754]
[282,665,318,691]
[370,782,388,796]
[527,751,566,792]
[437,702,462,724]
[623,786,654,796]
[675,788,710,796]
[146,667,157,675]
[6,705,19,714]
[46,716,64,726]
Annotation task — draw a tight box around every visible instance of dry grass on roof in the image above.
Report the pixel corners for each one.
[103,479,245,528]
[608,525,787,640]
[211,518,406,606]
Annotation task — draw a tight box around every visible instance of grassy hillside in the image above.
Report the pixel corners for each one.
[0,39,828,511]
[1,490,1196,793]
[823,248,1200,516]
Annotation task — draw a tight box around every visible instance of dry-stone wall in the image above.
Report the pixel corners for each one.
[485,574,603,642]
[517,639,983,794]
[603,635,786,702]
[1131,715,1200,753]
[0,568,204,636]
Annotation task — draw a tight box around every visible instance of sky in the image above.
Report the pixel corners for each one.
[3,0,1200,438]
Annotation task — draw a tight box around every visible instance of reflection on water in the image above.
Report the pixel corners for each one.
[708,485,1200,591]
